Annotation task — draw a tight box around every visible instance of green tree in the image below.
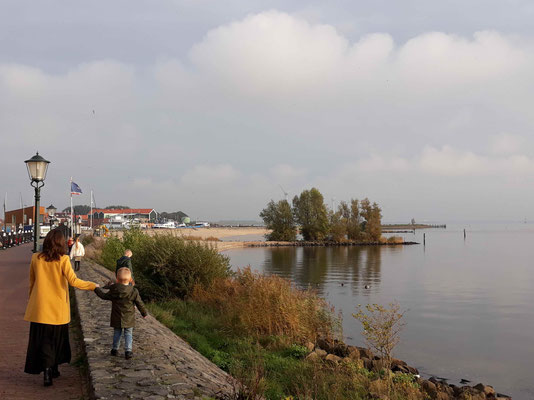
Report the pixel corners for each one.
[347,199,362,241]
[62,205,91,214]
[259,200,297,241]
[360,198,382,241]
[328,209,347,242]
[292,188,329,241]
[105,205,131,209]
[353,302,405,377]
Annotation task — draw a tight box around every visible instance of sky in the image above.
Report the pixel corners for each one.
[2,1,534,222]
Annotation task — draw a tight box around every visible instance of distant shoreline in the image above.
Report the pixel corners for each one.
[215,240,419,251]
[382,223,446,230]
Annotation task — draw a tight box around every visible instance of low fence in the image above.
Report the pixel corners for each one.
[0,230,33,249]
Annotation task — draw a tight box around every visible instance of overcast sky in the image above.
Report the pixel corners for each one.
[2,1,534,222]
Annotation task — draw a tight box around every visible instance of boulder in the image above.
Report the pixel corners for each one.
[358,347,374,359]
[325,354,342,364]
[421,380,438,398]
[405,365,419,375]
[305,342,315,352]
[332,342,351,357]
[314,348,327,358]
[316,338,333,353]
[305,351,321,362]
[473,383,496,396]
[391,358,407,368]
[390,358,410,373]
[456,386,486,400]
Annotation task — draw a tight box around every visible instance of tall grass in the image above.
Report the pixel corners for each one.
[192,267,341,345]
[99,229,231,300]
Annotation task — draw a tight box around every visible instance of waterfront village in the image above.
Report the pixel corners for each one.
[0,204,213,237]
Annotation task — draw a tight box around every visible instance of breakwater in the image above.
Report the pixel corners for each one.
[306,338,509,400]
[244,240,419,247]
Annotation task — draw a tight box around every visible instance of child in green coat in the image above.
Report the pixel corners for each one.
[95,267,147,359]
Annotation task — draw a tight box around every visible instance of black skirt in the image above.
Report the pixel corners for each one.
[24,322,71,374]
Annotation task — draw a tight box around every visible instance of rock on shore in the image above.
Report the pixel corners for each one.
[304,338,510,400]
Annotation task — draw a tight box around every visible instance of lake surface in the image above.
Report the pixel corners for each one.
[226,223,534,399]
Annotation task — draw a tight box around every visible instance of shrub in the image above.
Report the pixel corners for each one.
[100,235,125,270]
[353,302,405,372]
[387,236,403,244]
[192,267,341,345]
[100,229,231,300]
[179,235,221,242]
[81,235,95,247]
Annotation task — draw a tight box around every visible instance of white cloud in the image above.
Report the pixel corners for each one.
[489,133,524,155]
[350,145,534,177]
[270,164,307,180]
[3,11,534,220]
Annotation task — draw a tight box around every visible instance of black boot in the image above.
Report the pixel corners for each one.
[43,368,53,386]
[52,364,60,378]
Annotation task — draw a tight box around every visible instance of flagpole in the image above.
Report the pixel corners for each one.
[70,178,73,238]
[90,190,93,229]
[3,192,6,229]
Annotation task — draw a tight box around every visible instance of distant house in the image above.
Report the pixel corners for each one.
[4,206,45,227]
[90,208,158,227]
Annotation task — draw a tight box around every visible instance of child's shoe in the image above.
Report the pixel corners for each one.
[125,351,133,359]
[110,349,119,356]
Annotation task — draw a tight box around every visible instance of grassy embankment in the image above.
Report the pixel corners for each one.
[84,231,423,399]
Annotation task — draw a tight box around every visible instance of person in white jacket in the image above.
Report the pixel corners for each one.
[70,237,85,271]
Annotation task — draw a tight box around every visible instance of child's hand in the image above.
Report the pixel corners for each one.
[95,283,100,288]
[143,315,147,319]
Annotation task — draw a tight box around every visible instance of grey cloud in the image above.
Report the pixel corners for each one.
[2,9,534,222]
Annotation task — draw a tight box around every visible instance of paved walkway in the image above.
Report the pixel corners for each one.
[76,260,234,399]
[0,244,86,399]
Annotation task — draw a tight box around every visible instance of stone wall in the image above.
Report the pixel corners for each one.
[74,260,234,400]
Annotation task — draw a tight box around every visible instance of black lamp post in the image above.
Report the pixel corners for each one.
[24,152,50,252]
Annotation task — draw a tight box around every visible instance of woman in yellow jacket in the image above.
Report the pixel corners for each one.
[24,229,98,386]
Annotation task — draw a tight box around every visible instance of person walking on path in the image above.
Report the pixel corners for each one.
[116,249,133,276]
[69,237,85,271]
[24,229,99,387]
[67,237,74,254]
[95,267,147,359]
[115,249,135,285]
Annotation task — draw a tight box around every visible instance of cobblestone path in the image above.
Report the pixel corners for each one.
[76,260,234,399]
[0,244,86,399]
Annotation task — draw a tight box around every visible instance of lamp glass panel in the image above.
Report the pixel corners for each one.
[27,160,49,181]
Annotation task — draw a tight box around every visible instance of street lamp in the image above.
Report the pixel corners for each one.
[25,152,50,252]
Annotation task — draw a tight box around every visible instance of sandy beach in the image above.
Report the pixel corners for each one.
[153,226,269,240]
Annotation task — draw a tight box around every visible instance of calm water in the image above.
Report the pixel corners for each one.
[226,223,534,399]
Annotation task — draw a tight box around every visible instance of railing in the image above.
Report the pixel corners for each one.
[0,230,33,249]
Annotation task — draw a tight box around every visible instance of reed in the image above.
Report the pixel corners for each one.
[192,267,340,345]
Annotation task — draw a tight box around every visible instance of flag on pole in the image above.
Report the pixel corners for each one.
[71,181,82,195]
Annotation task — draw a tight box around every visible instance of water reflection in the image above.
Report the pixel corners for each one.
[227,226,534,398]
[260,246,382,296]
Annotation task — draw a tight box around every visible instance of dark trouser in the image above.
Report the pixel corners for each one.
[74,260,81,271]
[25,322,71,374]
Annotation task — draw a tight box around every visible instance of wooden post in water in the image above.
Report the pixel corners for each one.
[463,229,466,240]
[423,233,426,246]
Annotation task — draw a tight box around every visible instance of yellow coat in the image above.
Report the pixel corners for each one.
[24,253,96,325]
